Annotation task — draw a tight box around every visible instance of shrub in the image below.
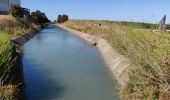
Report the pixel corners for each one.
[57,14,69,23]
[57,15,62,23]
[10,5,24,18]
[31,10,50,24]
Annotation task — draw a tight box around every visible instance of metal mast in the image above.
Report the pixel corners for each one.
[8,0,10,11]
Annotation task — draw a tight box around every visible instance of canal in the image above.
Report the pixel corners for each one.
[22,25,119,100]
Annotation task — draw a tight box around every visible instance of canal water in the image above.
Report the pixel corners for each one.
[22,25,119,100]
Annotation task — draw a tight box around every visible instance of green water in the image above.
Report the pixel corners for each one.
[23,25,120,100]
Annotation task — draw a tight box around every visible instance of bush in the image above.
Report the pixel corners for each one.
[31,10,50,24]
[57,14,68,23]
[57,15,62,23]
[10,5,24,18]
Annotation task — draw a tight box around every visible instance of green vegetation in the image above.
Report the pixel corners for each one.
[0,33,15,100]
[10,5,24,18]
[0,33,13,69]
[0,10,48,36]
[0,14,36,99]
[0,7,49,36]
[57,14,69,23]
[0,15,34,36]
[0,6,50,99]
[112,21,159,29]
[31,10,50,24]
[61,20,170,99]
[167,25,170,30]
[0,6,29,99]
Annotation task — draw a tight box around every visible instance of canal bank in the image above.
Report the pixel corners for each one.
[57,24,132,86]
[22,24,120,100]
[9,25,46,100]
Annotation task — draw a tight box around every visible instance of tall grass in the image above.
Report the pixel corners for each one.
[107,26,170,99]
[0,15,41,99]
[62,20,170,99]
[0,33,16,100]
[0,15,38,36]
[0,14,40,99]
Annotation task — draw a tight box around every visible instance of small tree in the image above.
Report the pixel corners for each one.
[57,15,62,23]
[31,10,50,24]
[10,5,24,18]
[62,14,68,22]
[57,14,69,23]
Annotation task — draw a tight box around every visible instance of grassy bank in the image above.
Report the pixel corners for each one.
[61,20,170,99]
[0,15,40,36]
[0,15,41,99]
[0,33,16,100]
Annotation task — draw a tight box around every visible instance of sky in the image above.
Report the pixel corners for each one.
[22,0,170,23]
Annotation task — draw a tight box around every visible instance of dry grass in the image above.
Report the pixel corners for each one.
[61,20,170,100]
[62,20,106,36]
[0,15,39,37]
[0,15,19,35]
[0,83,15,100]
[0,15,40,99]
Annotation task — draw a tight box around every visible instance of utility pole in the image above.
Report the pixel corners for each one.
[7,0,10,11]
[158,15,167,32]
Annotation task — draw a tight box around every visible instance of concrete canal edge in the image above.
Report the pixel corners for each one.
[57,24,132,86]
[9,26,45,99]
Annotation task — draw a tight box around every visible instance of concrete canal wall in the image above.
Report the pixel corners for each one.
[57,24,132,86]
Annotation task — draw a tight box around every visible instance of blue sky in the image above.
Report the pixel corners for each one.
[22,0,170,23]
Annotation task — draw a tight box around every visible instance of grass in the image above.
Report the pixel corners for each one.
[61,20,170,99]
[0,33,15,100]
[0,84,15,100]
[0,13,45,99]
[0,15,39,37]
[0,15,41,99]
[0,33,13,69]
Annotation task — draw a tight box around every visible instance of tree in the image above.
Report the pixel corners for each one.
[57,14,69,23]
[57,15,62,23]
[62,14,68,22]
[31,10,50,24]
[10,5,24,18]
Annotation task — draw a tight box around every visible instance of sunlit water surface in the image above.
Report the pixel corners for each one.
[23,25,120,100]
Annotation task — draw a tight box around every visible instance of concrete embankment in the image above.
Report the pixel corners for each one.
[57,24,132,86]
[9,26,44,99]
[12,27,42,45]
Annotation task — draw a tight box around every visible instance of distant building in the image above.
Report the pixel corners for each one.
[0,0,21,13]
